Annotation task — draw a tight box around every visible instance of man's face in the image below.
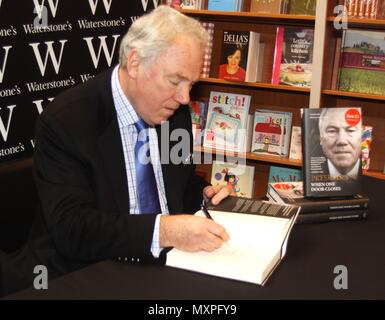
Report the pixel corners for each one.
[129,35,203,126]
[320,109,362,175]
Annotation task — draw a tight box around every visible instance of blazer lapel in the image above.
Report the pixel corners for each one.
[97,68,129,214]
[98,122,129,215]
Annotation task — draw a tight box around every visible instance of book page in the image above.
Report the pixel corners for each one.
[166,210,294,285]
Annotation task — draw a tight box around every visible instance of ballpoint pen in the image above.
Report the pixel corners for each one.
[201,199,214,220]
[201,200,230,248]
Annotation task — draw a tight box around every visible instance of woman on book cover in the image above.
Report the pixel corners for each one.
[218,43,246,82]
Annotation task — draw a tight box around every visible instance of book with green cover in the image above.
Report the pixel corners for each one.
[337,29,385,96]
[287,0,316,15]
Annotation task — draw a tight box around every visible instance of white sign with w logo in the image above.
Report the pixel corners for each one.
[88,0,113,15]
[29,40,68,76]
[0,46,12,83]
[83,35,120,69]
[33,0,60,19]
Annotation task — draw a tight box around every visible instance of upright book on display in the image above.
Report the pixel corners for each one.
[301,107,363,197]
[218,30,264,82]
[203,91,251,152]
[272,26,314,88]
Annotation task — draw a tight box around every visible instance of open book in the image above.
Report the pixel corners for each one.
[166,197,300,285]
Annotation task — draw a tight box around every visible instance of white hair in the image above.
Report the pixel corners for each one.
[119,5,208,68]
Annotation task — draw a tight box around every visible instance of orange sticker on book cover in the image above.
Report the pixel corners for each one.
[345,108,361,126]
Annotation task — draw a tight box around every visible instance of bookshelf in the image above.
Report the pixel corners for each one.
[321,0,385,180]
[182,0,385,195]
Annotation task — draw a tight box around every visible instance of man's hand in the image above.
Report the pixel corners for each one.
[159,214,229,252]
[203,185,235,205]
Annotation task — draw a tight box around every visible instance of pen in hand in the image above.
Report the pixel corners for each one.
[201,200,213,220]
[201,200,230,248]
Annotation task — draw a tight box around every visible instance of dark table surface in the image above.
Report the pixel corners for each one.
[5,176,385,300]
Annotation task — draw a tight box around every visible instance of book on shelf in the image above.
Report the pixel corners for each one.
[267,181,369,224]
[287,0,316,15]
[189,100,207,146]
[211,160,255,198]
[361,125,373,172]
[289,125,302,160]
[344,0,379,19]
[250,109,292,157]
[272,26,314,88]
[249,0,285,13]
[203,91,252,152]
[180,0,203,9]
[166,196,300,286]
[207,0,242,11]
[268,165,302,183]
[301,107,363,197]
[337,29,385,96]
[200,21,215,78]
[218,30,264,83]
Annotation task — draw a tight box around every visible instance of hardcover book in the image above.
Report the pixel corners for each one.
[289,125,302,160]
[211,160,255,198]
[337,29,385,96]
[268,165,302,183]
[267,181,370,213]
[203,91,251,152]
[250,0,284,13]
[200,22,215,78]
[166,196,300,286]
[287,0,316,15]
[251,109,292,157]
[301,107,363,197]
[208,0,240,11]
[272,26,314,88]
[189,100,207,145]
[218,30,263,82]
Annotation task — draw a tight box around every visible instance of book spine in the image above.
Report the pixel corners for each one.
[298,198,370,213]
[271,26,284,85]
[301,108,311,197]
[370,0,378,18]
[296,209,368,224]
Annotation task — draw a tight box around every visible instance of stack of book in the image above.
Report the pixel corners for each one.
[267,181,370,224]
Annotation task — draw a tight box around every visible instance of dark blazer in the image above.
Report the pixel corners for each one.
[1,68,208,296]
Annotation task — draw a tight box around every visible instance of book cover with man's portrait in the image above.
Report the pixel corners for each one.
[302,107,363,197]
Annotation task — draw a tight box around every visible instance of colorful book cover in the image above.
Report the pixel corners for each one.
[200,22,215,78]
[218,30,263,82]
[218,30,250,82]
[211,160,255,198]
[268,165,302,183]
[203,91,251,152]
[302,107,363,197]
[251,109,292,157]
[337,29,385,96]
[189,100,207,145]
[361,125,373,172]
[272,26,314,88]
[287,0,316,15]
[208,0,239,11]
[250,0,284,13]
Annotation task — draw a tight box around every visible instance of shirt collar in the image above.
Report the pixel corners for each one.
[111,65,140,129]
[327,159,360,179]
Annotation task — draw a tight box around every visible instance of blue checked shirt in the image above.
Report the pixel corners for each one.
[111,65,169,258]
